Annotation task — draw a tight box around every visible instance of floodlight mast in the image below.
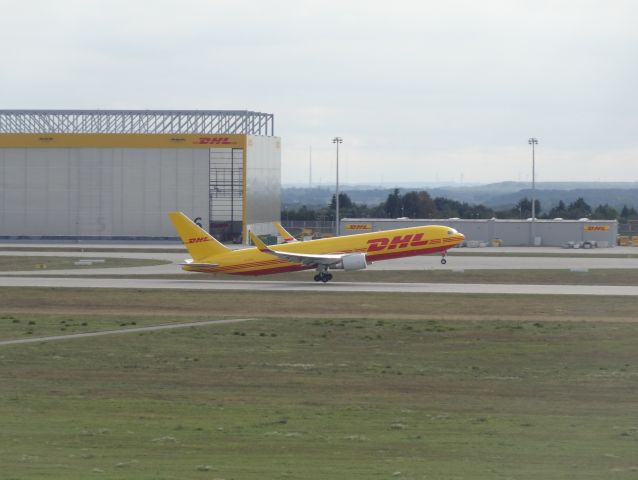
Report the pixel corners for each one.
[528,137,539,245]
[332,137,343,236]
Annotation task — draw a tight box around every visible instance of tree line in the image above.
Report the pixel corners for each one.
[282,189,638,222]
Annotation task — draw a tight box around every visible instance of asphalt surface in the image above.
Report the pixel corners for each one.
[1,245,637,296]
[1,276,637,296]
[2,247,638,275]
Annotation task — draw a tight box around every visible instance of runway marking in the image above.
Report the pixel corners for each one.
[0,318,257,347]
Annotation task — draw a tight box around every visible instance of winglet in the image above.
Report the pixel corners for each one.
[249,231,272,253]
[274,223,297,243]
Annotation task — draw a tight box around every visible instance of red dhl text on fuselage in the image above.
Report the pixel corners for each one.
[184,225,464,276]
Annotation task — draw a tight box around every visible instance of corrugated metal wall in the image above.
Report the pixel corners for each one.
[0,147,209,237]
[244,136,281,237]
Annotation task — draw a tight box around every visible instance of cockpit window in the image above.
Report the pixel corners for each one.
[447,229,457,235]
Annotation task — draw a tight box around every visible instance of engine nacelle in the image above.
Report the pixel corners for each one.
[332,253,368,271]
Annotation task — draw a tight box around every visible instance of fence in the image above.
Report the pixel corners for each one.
[618,223,638,234]
[281,220,335,237]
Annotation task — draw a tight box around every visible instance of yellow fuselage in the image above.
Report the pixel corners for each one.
[184,225,465,275]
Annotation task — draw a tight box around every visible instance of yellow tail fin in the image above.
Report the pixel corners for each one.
[168,212,230,261]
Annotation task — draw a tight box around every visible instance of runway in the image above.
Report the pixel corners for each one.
[2,248,638,276]
[2,245,637,296]
[1,275,637,296]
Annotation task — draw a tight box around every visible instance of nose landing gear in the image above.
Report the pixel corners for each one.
[441,252,447,265]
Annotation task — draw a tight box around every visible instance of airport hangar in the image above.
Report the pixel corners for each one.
[0,110,281,243]
[341,218,618,247]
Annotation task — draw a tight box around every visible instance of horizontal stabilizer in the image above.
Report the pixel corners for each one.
[179,262,220,268]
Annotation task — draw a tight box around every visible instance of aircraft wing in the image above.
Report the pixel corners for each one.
[264,250,344,267]
[249,232,344,267]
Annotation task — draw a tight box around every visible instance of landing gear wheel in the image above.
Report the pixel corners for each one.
[441,258,447,265]
[315,271,333,283]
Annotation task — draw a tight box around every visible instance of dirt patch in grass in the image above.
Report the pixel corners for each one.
[0,287,636,324]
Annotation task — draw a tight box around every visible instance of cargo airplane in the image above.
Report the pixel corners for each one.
[169,212,465,282]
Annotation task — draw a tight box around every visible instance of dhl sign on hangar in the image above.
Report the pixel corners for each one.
[344,223,372,231]
[0,133,247,149]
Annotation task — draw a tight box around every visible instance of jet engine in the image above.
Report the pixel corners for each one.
[333,253,368,271]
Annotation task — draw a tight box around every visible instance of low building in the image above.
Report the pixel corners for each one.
[340,218,618,247]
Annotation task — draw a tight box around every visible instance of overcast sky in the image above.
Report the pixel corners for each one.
[1,0,636,185]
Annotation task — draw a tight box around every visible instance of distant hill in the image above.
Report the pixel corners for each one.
[427,183,638,211]
[283,183,638,210]
[283,186,394,208]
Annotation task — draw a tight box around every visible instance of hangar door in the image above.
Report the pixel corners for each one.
[209,148,244,241]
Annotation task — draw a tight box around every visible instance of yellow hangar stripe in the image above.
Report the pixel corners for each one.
[0,133,247,149]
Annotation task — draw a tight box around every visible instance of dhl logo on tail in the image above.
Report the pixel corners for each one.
[168,211,465,283]
[187,237,211,244]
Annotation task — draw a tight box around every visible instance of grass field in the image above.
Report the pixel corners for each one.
[1,288,637,479]
[0,247,186,253]
[0,256,170,272]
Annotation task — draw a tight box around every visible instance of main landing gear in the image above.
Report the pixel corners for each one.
[314,266,333,283]
[441,252,447,265]
[314,272,333,283]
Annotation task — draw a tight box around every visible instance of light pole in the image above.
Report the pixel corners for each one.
[528,137,538,245]
[332,137,343,236]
